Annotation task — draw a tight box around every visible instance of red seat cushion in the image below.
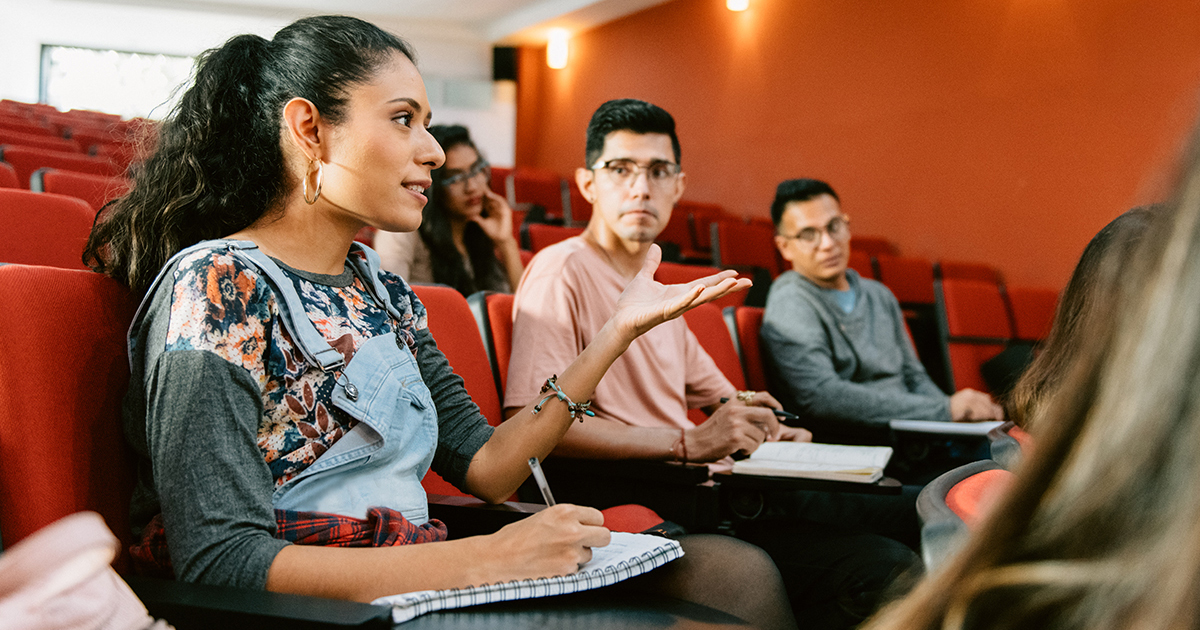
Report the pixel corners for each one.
[945,468,1014,525]
[601,504,664,533]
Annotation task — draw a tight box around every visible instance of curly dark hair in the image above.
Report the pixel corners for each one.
[84,15,415,293]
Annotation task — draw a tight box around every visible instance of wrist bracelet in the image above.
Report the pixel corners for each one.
[531,375,595,423]
[672,428,689,463]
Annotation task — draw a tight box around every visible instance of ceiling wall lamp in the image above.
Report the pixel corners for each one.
[727,0,749,11]
[547,28,570,69]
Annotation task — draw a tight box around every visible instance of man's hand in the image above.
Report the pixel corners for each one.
[949,388,1004,422]
[687,399,778,461]
[609,245,751,340]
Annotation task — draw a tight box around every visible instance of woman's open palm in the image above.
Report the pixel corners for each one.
[612,245,751,338]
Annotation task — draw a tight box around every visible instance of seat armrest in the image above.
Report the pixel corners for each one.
[126,575,392,629]
[427,493,546,539]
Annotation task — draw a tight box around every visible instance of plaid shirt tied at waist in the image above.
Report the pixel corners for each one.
[130,506,448,578]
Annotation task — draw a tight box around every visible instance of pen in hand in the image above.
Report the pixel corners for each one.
[527,457,556,506]
[719,397,802,426]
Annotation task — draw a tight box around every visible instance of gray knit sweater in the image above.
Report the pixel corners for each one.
[761,270,950,430]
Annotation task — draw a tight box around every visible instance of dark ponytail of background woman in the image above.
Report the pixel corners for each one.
[84,15,415,293]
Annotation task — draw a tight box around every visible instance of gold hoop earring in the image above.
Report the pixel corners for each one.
[303,158,323,204]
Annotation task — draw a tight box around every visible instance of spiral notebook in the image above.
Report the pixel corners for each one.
[373,532,684,623]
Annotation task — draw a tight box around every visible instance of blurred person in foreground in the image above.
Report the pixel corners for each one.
[860,122,1200,630]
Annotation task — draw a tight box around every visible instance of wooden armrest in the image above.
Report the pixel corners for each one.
[427,493,546,539]
[126,575,391,629]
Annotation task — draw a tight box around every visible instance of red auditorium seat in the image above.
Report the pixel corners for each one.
[938,259,1002,284]
[0,162,17,189]
[0,265,138,570]
[710,219,780,276]
[470,291,515,395]
[1006,286,1059,342]
[511,167,565,220]
[0,189,94,270]
[489,165,512,201]
[682,304,747,425]
[916,459,1013,571]
[31,167,130,211]
[567,182,591,225]
[654,261,747,310]
[850,235,898,257]
[0,129,81,153]
[525,223,583,253]
[0,117,56,138]
[679,200,723,253]
[0,145,122,189]
[657,206,706,260]
[876,254,936,304]
[848,250,876,279]
[412,285,506,499]
[729,306,769,392]
[936,278,1015,392]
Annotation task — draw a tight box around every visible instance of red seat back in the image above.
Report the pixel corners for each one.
[32,167,130,212]
[876,254,936,304]
[848,251,875,279]
[483,292,516,397]
[0,266,138,572]
[850,235,898,257]
[711,219,779,276]
[679,201,723,251]
[0,162,16,189]
[0,129,81,153]
[412,285,505,498]
[654,261,746,310]
[567,183,591,225]
[682,304,744,425]
[939,278,1014,392]
[1006,286,1059,341]
[526,224,583,253]
[0,145,121,189]
[938,259,1002,284]
[733,307,768,392]
[0,189,94,270]
[489,166,512,200]
[683,304,747,401]
[511,168,564,220]
[0,117,56,138]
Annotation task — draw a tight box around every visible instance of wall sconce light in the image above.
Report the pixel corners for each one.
[727,0,749,10]
[547,29,570,69]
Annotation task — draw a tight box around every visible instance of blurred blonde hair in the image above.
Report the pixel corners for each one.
[864,122,1200,630]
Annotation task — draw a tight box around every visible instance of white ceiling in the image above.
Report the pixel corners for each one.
[71,0,672,44]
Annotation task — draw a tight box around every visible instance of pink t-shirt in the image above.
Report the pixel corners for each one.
[505,237,732,429]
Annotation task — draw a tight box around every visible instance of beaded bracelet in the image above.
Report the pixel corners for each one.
[531,375,595,422]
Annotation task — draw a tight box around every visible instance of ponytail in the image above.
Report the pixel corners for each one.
[85,16,415,293]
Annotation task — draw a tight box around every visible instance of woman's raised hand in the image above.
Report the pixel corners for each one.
[471,190,517,247]
[476,504,611,583]
[611,244,751,339]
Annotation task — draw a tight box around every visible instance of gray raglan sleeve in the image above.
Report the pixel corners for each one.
[762,284,951,425]
[414,327,495,490]
[144,349,289,589]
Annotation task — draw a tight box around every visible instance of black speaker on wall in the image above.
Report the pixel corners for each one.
[493,46,518,82]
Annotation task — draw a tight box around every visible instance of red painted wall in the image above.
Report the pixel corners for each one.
[515,0,1200,289]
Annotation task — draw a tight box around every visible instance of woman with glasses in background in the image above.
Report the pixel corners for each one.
[376,124,524,295]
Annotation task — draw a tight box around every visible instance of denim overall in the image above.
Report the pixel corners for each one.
[132,239,439,525]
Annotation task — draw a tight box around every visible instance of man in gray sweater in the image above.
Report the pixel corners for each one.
[762,179,1001,442]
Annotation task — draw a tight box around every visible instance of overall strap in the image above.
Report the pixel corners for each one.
[344,242,408,323]
[129,239,345,373]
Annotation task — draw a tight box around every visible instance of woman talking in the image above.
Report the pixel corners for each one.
[85,15,793,629]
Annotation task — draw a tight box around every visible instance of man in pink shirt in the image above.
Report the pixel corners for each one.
[505,99,918,629]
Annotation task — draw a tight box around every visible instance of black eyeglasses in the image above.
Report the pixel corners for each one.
[442,159,490,188]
